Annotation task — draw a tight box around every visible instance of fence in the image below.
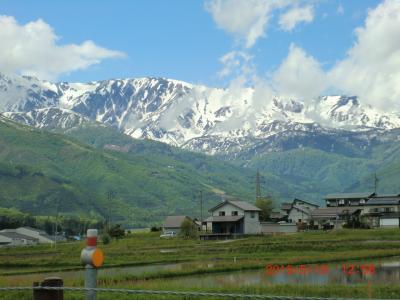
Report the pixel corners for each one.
[0,286,399,300]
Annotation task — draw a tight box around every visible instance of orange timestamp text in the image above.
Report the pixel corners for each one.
[265,263,375,276]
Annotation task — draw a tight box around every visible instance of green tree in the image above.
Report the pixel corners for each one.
[255,197,274,221]
[108,224,125,239]
[101,233,111,245]
[179,219,198,239]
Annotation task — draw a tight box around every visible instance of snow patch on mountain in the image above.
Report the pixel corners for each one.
[1,72,400,155]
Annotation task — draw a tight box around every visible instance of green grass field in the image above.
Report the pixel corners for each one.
[1,229,400,299]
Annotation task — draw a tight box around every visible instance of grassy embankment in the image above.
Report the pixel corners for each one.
[1,229,400,299]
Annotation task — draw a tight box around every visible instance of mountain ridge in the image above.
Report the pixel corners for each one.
[2,72,400,157]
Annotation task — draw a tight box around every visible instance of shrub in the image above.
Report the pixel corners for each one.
[108,224,125,239]
[101,233,111,245]
[150,226,162,232]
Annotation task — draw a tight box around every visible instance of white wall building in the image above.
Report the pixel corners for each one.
[16,227,54,244]
[0,230,38,247]
[205,200,261,234]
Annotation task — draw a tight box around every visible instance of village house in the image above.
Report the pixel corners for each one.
[0,230,39,247]
[270,199,319,223]
[262,198,319,233]
[16,227,54,244]
[162,216,198,235]
[204,200,261,235]
[321,193,400,228]
[0,227,54,246]
[310,207,362,229]
[325,192,375,207]
[286,199,319,224]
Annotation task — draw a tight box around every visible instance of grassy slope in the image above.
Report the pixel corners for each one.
[244,141,400,204]
[0,116,259,225]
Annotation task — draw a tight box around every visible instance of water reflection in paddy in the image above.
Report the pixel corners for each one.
[2,258,400,287]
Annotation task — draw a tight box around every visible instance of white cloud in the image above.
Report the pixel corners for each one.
[205,0,292,48]
[329,0,400,111]
[0,16,125,80]
[278,5,314,31]
[272,44,327,101]
[337,4,344,15]
[218,51,254,79]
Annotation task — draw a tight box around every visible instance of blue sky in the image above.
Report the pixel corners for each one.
[0,0,385,86]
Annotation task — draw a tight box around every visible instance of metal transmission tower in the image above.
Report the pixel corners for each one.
[374,173,379,194]
[200,191,203,223]
[106,190,116,231]
[256,169,264,201]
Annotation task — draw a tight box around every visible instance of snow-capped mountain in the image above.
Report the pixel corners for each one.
[1,72,400,156]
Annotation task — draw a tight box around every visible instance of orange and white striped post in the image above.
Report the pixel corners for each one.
[80,229,104,300]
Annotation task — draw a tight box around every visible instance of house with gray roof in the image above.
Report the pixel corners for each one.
[286,199,319,224]
[0,230,39,247]
[16,227,54,244]
[310,207,362,229]
[205,200,261,234]
[324,192,400,228]
[325,192,376,207]
[162,216,198,235]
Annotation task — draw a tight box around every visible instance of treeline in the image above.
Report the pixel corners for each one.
[0,207,103,236]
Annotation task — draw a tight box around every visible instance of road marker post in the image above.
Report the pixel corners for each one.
[80,229,104,300]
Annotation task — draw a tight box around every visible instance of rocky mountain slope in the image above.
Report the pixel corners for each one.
[2,72,400,204]
[2,73,400,158]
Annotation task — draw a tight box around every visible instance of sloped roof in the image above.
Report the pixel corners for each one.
[311,207,361,218]
[324,192,375,200]
[281,203,292,210]
[372,194,400,198]
[366,198,400,205]
[293,198,319,207]
[208,200,261,212]
[270,212,285,218]
[163,216,191,228]
[19,226,47,235]
[0,231,38,241]
[291,205,312,215]
[204,216,243,222]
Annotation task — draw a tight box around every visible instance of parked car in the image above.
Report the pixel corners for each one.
[160,231,177,238]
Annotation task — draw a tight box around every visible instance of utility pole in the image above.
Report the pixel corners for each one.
[374,173,379,194]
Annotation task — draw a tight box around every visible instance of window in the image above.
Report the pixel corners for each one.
[339,199,345,205]
[231,211,238,216]
[360,199,366,204]
[219,211,225,216]
[250,212,255,218]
